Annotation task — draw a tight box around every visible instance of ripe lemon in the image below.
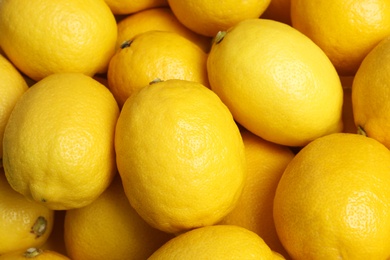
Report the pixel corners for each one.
[149,225,281,259]
[207,19,343,147]
[3,73,119,210]
[220,130,294,258]
[107,30,209,107]
[352,36,390,149]
[261,0,292,25]
[116,7,211,52]
[291,0,390,76]
[64,175,173,260]
[115,79,246,234]
[0,170,54,255]
[274,133,390,259]
[104,0,167,15]
[0,248,70,260]
[167,0,271,37]
[0,54,28,161]
[0,0,117,81]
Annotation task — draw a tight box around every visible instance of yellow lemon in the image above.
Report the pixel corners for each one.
[167,0,271,37]
[64,175,173,260]
[0,54,28,161]
[116,7,211,52]
[352,36,390,149]
[104,0,167,15]
[107,30,209,107]
[274,133,390,259]
[207,19,343,147]
[115,79,246,234]
[149,225,281,259]
[220,130,294,258]
[0,248,70,260]
[291,0,390,76]
[0,170,54,255]
[0,0,117,81]
[3,73,119,210]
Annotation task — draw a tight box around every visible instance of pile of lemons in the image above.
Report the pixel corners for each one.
[2,0,390,259]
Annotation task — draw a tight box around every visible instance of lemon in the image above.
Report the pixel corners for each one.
[0,0,117,81]
[149,225,281,259]
[107,30,209,107]
[0,170,54,255]
[207,18,343,147]
[274,133,390,259]
[291,0,390,76]
[352,36,390,149]
[115,79,246,234]
[220,130,294,258]
[3,73,119,210]
[104,0,167,15]
[64,176,173,260]
[167,0,271,37]
[116,7,211,52]
[0,54,28,161]
[0,248,70,260]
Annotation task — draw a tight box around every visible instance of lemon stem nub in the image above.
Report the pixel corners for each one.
[149,78,163,85]
[120,40,132,49]
[24,248,42,258]
[214,31,227,44]
[30,216,47,238]
[357,126,367,136]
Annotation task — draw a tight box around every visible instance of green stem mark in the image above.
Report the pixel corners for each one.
[357,125,367,136]
[120,40,132,49]
[24,248,42,258]
[30,216,47,238]
[214,31,227,44]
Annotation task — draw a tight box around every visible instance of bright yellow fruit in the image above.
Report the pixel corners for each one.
[207,19,343,147]
[115,79,246,234]
[0,0,117,81]
[291,0,390,76]
[352,36,390,149]
[167,0,271,37]
[220,130,294,258]
[0,170,54,255]
[104,0,167,15]
[0,54,28,161]
[116,7,211,52]
[3,73,119,210]
[108,30,209,107]
[149,225,281,259]
[274,133,390,259]
[64,176,173,260]
[0,248,70,260]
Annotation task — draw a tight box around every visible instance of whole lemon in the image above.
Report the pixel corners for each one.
[3,73,119,210]
[0,54,28,161]
[0,0,117,81]
[115,79,246,234]
[0,170,54,255]
[274,133,390,259]
[352,36,390,149]
[207,19,343,147]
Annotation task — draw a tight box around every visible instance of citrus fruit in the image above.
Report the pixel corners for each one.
[274,133,390,259]
[352,36,390,149]
[261,0,291,25]
[207,18,343,147]
[116,7,211,52]
[0,54,28,161]
[0,248,70,260]
[3,73,119,210]
[0,170,54,255]
[290,0,390,76]
[167,0,272,37]
[64,175,173,260]
[115,79,246,234]
[107,30,209,107]
[220,129,294,258]
[104,0,167,15]
[0,0,117,81]
[149,225,280,259]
